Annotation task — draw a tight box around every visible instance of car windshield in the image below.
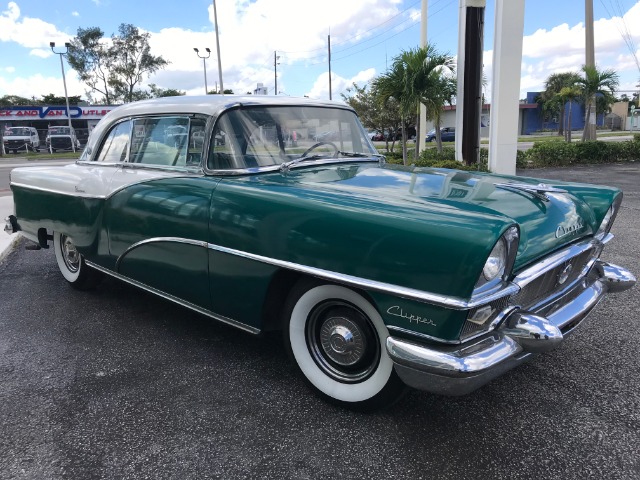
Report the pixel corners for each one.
[6,128,31,136]
[207,105,378,170]
[49,127,71,135]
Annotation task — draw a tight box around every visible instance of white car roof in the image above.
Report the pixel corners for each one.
[84,95,354,161]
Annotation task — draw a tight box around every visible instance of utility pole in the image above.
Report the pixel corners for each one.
[212,0,224,95]
[328,35,332,100]
[274,51,280,95]
[583,0,596,140]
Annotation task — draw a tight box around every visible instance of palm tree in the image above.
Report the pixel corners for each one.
[540,72,581,136]
[423,74,456,153]
[578,65,619,141]
[558,86,582,142]
[374,62,412,164]
[374,45,455,164]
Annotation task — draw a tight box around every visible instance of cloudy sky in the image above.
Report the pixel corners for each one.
[1,0,640,104]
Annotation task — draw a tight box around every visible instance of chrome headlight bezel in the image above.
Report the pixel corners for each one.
[595,194,623,240]
[474,226,520,294]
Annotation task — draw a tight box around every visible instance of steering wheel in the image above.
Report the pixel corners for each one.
[300,141,339,158]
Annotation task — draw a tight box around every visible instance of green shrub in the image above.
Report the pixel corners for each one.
[516,149,529,168]
[526,141,576,167]
[419,146,456,162]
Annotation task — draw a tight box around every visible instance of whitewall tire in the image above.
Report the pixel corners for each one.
[53,232,101,290]
[284,280,405,411]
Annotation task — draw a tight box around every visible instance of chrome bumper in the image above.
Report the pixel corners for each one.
[386,261,636,396]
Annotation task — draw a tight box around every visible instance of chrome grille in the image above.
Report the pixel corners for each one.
[510,248,595,309]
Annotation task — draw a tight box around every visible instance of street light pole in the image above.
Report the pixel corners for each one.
[49,41,75,152]
[194,48,211,94]
[212,0,224,95]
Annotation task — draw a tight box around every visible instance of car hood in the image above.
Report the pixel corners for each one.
[275,163,619,270]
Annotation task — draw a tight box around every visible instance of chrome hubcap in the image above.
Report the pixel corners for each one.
[306,300,380,383]
[61,235,80,273]
[320,319,366,366]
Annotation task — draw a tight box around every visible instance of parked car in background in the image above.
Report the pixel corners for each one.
[6,96,635,411]
[46,126,81,152]
[426,126,455,142]
[3,127,40,153]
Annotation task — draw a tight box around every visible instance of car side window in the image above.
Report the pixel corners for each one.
[185,118,206,167]
[130,117,190,166]
[95,120,132,163]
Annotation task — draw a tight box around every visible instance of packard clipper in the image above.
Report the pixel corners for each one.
[6,96,635,411]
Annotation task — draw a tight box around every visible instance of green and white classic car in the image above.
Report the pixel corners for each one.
[6,96,636,411]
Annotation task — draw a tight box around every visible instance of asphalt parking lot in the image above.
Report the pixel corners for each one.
[0,163,639,480]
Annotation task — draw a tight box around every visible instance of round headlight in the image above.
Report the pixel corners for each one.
[482,238,507,281]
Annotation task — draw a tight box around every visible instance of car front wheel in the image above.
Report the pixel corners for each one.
[53,232,102,290]
[283,280,405,411]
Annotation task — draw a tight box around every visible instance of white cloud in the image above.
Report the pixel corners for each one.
[305,68,377,99]
[0,1,71,49]
[71,11,79,17]
[142,0,402,97]
[0,70,85,99]
[29,48,51,58]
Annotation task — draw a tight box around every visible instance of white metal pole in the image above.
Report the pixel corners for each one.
[203,58,208,94]
[51,42,75,153]
[488,0,525,174]
[455,1,467,163]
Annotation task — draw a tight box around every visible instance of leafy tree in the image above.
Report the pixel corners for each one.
[540,72,581,136]
[207,89,234,95]
[578,65,619,141]
[148,84,185,98]
[0,95,37,106]
[41,93,83,105]
[67,27,114,104]
[109,24,169,103]
[67,24,169,104]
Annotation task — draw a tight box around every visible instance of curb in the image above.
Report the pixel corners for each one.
[0,232,21,264]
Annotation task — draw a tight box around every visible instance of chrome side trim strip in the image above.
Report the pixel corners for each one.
[85,260,260,335]
[10,182,106,199]
[206,242,510,309]
[115,237,208,271]
[386,325,461,345]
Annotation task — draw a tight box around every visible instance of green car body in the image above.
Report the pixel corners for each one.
[7,96,636,410]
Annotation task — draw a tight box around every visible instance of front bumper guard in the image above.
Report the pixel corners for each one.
[386,261,636,396]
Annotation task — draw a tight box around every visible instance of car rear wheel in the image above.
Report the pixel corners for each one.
[53,232,102,290]
[283,280,405,411]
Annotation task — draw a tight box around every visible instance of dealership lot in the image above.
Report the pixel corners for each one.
[0,163,638,479]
